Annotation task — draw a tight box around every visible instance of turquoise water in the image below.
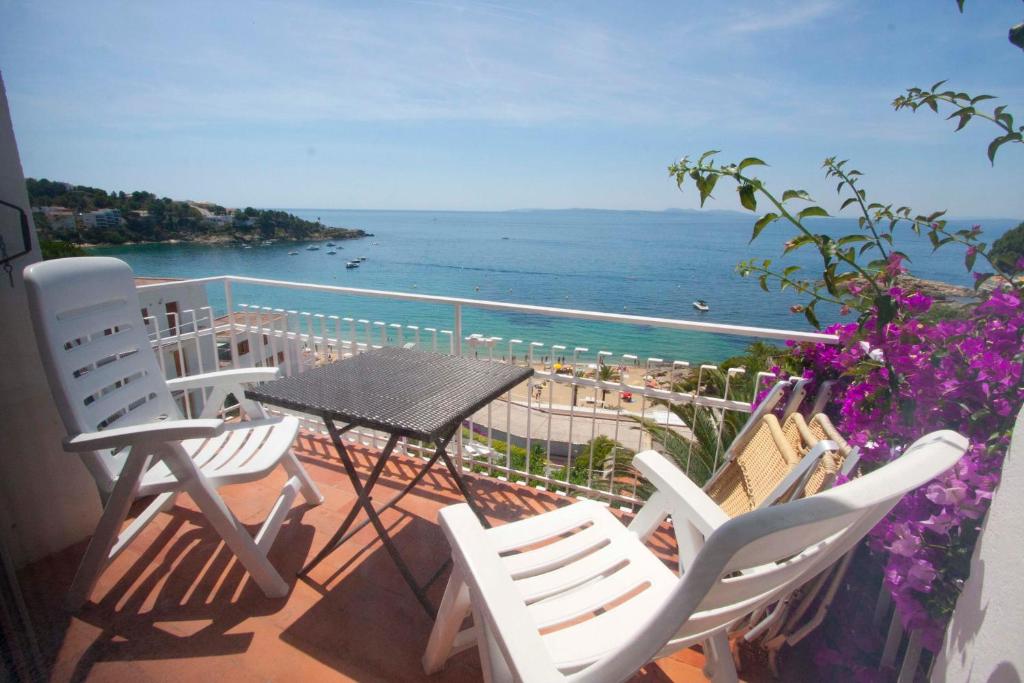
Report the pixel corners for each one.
[93,209,1018,363]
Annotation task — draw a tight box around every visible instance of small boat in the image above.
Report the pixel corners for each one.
[288,251,299,256]
[693,299,710,312]
[358,256,367,262]
[243,245,252,249]
[327,250,337,255]
[345,261,359,269]
[326,242,336,247]
[306,245,320,251]
[501,236,510,240]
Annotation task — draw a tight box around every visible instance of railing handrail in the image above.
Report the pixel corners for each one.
[137,273,840,345]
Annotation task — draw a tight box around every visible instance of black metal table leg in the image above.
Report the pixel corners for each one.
[437,431,493,529]
[312,436,455,552]
[300,430,400,575]
[306,420,437,618]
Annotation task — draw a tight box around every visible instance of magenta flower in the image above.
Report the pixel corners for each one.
[785,285,1020,667]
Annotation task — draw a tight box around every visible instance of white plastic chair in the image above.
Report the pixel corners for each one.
[24,257,324,609]
[422,430,966,682]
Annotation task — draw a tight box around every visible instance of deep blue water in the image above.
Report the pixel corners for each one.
[92,209,1018,364]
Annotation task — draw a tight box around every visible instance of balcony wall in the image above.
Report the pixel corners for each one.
[0,74,100,568]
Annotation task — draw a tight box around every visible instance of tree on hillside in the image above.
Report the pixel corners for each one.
[988,221,1024,273]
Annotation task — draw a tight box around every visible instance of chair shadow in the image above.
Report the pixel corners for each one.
[280,514,476,681]
[25,499,317,682]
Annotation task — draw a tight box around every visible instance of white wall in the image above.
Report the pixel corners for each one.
[0,72,101,567]
[932,406,1024,682]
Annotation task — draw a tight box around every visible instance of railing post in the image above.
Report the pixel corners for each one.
[452,303,462,356]
[224,278,239,369]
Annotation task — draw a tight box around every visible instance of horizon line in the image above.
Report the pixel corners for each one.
[267,206,1021,222]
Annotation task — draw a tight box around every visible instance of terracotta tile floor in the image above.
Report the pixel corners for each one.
[19,431,733,682]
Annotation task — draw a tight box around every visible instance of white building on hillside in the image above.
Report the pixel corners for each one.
[80,208,123,230]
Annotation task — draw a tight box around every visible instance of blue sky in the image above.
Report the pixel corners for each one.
[1,0,1022,216]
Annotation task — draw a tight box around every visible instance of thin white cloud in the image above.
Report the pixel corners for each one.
[724,0,840,34]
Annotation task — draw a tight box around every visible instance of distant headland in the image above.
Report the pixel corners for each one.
[26,178,368,247]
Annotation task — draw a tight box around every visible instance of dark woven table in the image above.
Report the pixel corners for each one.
[246,346,532,617]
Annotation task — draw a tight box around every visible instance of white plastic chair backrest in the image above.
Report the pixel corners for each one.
[808,379,837,418]
[580,429,968,683]
[24,257,180,491]
[781,377,810,420]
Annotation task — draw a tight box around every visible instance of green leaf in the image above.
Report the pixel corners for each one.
[697,173,719,207]
[965,248,977,272]
[784,234,814,254]
[750,212,778,242]
[798,206,830,220]
[738,184,757,212]
[983,133,1015,165]
[988,135,1007,164]
[875,294,896,328]
[973,272,995,290]
[698,149,721,164]
[782,189,812,202]
[837,234,869,246]
[833,271,858,285]
[823,263,839,295]
[737,157,767,173]
[840,197,859,211]
[804,301,820,329]
[950,106,974,131]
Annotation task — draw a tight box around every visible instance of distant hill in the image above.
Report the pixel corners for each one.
[26,178,367,245]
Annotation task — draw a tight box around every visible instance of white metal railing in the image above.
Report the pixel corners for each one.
[138,275,839,507]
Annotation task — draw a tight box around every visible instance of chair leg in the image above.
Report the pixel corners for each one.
[704,630,739,683]
[423,563,471,674]
[282,449,324,505]
[474,604,514,683]
[183,474,289,598]
[66,452,152,610]
[159,492,180,512]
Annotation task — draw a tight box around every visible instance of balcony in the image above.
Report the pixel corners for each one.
[13,274,840,681]
[18,432,746,681]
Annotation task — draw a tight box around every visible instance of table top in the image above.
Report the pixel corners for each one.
[245,346,533,442]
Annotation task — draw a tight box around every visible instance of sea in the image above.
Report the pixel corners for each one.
[91,209,1019,364]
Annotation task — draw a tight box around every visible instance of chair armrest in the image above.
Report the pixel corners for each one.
[63,419,225,452]
[165,367,281,392]
[633,450,730,536]
[438,504,564,683]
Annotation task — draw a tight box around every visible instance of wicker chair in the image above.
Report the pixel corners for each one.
[703,410,851,517]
